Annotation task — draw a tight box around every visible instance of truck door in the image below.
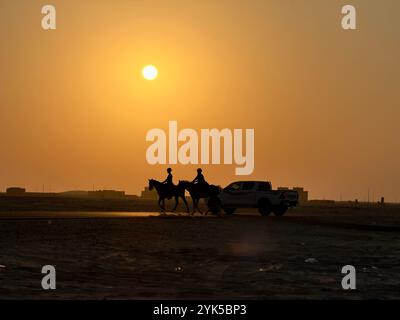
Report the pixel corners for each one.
[222,182,242,207]
[237,182,256,206]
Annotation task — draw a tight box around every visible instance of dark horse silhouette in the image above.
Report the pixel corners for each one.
[179,181,221,214]
[148,179,189,213]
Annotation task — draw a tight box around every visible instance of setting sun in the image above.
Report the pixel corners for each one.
[142,65,158,80]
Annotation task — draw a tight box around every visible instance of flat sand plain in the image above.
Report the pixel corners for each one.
[0,204,399,299]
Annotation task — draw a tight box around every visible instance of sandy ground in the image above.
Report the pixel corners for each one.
[0,206,399,299]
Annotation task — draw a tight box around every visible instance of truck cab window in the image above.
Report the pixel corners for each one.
[258,182,271,191]
[225,182,241,191]
[242,182,255,191]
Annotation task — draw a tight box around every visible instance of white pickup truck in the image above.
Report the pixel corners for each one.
[208,181,299,216]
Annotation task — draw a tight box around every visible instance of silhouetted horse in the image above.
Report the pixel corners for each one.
[148,179,189,213]
[179,181,221,214]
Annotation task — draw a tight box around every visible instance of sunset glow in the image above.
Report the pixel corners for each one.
[1,1,399,201]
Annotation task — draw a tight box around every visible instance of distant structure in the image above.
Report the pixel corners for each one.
[58,191,89,197]
[278,186,309,204]
[6,187,26,196]
[88,190,125,199]
[0,187,138,199]
[293,187,309,204]
[140,186,158,200]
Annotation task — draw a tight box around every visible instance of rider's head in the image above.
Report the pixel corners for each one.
[197,168,202,173]
[167,168,172,173]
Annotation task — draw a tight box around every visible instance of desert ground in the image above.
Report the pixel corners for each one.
[0,201,399,299]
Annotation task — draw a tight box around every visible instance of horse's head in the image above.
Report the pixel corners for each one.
[178,180,190,189]
[148,179,155,190]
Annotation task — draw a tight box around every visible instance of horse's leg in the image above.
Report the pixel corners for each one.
[191,196,196,215]
[204,196,210,216]
[158,197,164,213]
[172,196,179,212]
[182,195,189,214]
[162,198,166,212]
[194,198,200,215]
[197,198,203,215]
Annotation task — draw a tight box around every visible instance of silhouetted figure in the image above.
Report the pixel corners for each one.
[191,168,204,184]
[191,168,209,192]
[162,168,174,199]
[162,168,173,186]
[179,180,220,215]
[148,179,189,213]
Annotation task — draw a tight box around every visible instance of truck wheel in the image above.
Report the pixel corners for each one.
[273,206,288,216]
[223,208,236,215]
[258,199,272,216]
[207,196,221,215]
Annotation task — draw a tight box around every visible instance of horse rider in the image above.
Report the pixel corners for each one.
[191,168,209,191]
[162,168,174,186]
[162,168,174,198]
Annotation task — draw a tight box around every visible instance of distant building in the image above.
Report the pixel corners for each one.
[308,200,335,205]
[293,187,309,204]
[141,187,158,200]
[58,191,89,197]
[88,190,125,199]
[278,186,308,204]
[6,187,26,196]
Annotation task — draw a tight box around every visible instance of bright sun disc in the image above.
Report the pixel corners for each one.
[142,65,158,80]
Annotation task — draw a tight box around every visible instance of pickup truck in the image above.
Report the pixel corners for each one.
[207,181,299,216]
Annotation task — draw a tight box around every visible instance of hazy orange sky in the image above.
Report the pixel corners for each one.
[1,0,399,201]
